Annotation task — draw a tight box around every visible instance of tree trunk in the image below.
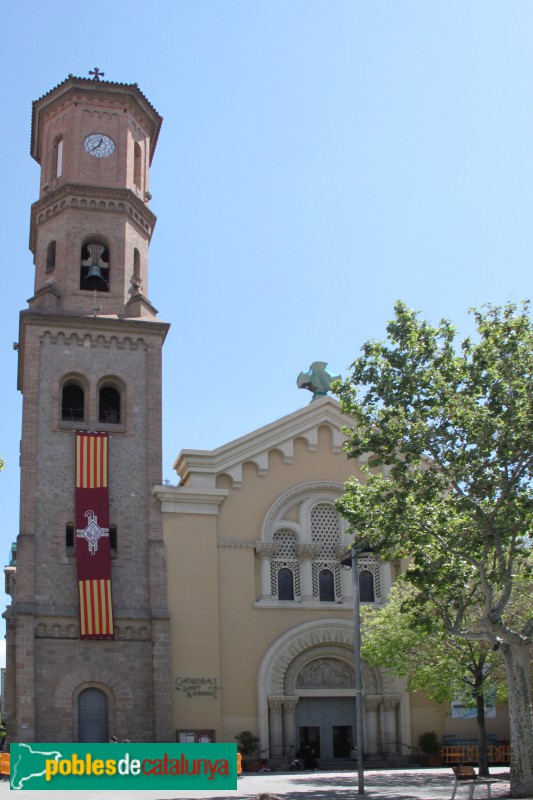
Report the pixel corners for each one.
[475,691,490,777]
[501,642,533,798]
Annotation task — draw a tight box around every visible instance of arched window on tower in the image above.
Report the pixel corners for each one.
[61,382,85,421]
[359,569,375,603]
[134,141,142,188]
[80,239,110,292]
[99,385,121,424]
[54,136,63,179]
[109,524,118,554]
[318,568,335,601]
[131,248,142,293]
[65,522,75,551]
[46,241,56,272]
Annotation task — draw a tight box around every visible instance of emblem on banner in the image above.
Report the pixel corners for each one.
[76,510,109,555]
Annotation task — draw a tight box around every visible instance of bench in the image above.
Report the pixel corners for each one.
[450,765,499,800]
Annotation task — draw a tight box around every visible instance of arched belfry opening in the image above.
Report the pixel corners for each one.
[80,239,110,291]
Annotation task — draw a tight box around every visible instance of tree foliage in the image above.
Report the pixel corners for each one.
[361,581,507,774]
[361,582,507,705]
[335,301,533,796]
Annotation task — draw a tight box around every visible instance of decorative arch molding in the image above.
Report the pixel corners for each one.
[257,619,352,750]
[284,645,382,696]
[54,666,133,712]
[54,666,133,743]
[262,482,345,541]
[257,619,404,755]
[261,619,355,696]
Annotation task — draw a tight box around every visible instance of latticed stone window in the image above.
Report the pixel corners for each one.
[311,503,342,600]
[271,529,301,600]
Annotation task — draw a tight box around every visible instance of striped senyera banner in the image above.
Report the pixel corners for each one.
[75,432,114,639]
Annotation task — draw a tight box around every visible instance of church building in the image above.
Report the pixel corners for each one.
[5,74,510,759]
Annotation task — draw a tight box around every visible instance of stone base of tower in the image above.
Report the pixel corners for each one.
[5,606,173,743]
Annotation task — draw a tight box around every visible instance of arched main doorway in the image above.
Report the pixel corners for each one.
[294,658,356,760]
[78,688,109,742]
[258,620,407,760]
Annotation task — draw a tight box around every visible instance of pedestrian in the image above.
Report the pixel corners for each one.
[251,795,284,800]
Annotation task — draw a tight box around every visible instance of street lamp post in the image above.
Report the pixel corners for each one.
[351,544,365,796]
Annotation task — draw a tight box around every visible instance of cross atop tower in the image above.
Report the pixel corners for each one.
[89,67,105,81]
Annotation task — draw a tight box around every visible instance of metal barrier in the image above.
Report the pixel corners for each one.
[441,744,510,765]
[0,752,9,779]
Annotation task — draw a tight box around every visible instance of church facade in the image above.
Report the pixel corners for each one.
[5,74,510,756]
[155,396,408,761]
[156,396,510,761]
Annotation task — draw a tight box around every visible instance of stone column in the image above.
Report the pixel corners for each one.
[364,695,382,755]
[294,544,321,601]
[282,696,299,759]
[382,695,401,753]
[268,696,285,758]
[255,542,279,600]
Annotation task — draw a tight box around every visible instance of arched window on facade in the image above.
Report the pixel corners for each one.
[78,688,109,742]
[277,567,294,601]
[318,568,335,601]
[99,385,121,424]
[134,141,142,187]
[359,569,375,603]
[311,503,342,601]
[46,241,56,272]
[61,382,85,421]
[271,529,300,601]
[80,239,110,292]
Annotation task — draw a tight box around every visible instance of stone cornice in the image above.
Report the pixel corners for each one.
[17,312,170,392]
[30,183,157,252]
[175,397,359,489]
[31,77,162,164]
[218,540,258,549]
[152,485,228,515]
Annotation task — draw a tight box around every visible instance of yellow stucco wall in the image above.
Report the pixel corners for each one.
[162,409,510,752]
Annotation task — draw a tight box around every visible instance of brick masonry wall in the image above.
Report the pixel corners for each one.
[11,313,172,742]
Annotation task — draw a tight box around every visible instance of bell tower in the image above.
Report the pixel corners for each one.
[5,73,173,743]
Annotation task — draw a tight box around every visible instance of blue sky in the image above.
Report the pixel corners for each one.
[1,2,532,666]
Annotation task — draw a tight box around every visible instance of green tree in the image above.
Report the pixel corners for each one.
[335,301,532,797]
[361,582,507,775]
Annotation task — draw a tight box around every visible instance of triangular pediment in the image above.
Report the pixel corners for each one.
[173,395,358,489]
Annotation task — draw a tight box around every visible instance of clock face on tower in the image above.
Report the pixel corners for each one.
[83,133,116,158]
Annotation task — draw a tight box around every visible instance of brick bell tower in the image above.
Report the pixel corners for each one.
[5,72,173,742]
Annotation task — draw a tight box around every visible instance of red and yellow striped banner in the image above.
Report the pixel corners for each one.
[75,432,114,640]
[76,433,108,489]
[78,579,114,637]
